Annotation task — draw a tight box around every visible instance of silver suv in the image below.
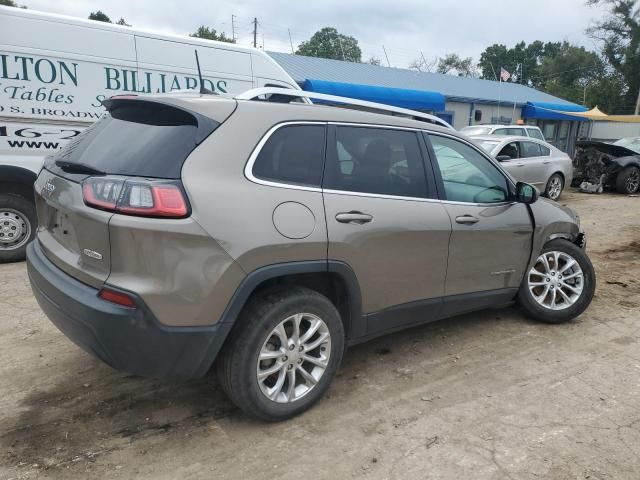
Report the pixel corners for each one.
[27,89,595,421]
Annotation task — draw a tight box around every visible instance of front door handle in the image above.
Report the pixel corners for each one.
[455,215,479,225]
[335,211,373,224]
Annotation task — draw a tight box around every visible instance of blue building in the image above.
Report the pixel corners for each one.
[268,52,588,154]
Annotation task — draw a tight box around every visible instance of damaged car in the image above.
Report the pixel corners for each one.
[572,140,640,194]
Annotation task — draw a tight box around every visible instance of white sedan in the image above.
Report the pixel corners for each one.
[469,135,573,201]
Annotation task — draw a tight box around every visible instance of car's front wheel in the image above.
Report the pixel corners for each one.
[217,286,344,421]
[544,173,564,201]
[517,239,595,323]
[616,166,640,194]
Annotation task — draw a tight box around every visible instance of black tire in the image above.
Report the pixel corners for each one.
[217,286,344,421]
[0,194,36,263]
[544,173,564,201]
[517,239,595,324]
[615,166,640,194]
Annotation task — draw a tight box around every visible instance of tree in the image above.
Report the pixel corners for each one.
[190,26,235,43]
[88,11,112,23]
[437,53,477,77]
[587,0,640,113]
[479,41,551,85]
[409,55,437,73]
[366,56,382,66]
[116,17,131,27]
[0,0,27,7]
[296,27,362,62]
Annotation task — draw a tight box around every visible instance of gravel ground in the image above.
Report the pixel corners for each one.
[1,190,639,480]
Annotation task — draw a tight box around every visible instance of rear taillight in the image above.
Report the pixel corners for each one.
[82,176,188,218]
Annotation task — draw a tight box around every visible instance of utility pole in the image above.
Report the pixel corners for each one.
[336,36,345,61]
[288,29,294,54]
[420,51,428,72]
[635,86,640,115]
[231,15,237,42]
[252,17,257,48]
[382,45,390,67]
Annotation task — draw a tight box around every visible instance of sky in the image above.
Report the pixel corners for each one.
[21,0,608,69]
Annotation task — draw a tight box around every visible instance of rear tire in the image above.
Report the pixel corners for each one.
[217,286,344,421]
[0,194,36,263]
[517,239,595,324]
[544,173,564,201]
[615,166,640,194]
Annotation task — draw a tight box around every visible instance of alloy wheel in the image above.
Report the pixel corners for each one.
[547,176,563,200]
[527,250,584,310]
[625,168,640,193]
[256,313,331,403]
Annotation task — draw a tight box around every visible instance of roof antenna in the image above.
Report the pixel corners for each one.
[194,50,214,94]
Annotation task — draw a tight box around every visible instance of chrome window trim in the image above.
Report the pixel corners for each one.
[244,121,327,193]
[244,121,519,208]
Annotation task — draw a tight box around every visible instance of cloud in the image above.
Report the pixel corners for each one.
[22,0,606,68]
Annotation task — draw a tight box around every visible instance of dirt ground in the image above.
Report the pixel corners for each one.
[1,190,639,480]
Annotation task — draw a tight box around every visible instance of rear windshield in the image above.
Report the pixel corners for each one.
[51,102,219,179]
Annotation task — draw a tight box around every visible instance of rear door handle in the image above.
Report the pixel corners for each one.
[516,163,525,167]
[543,161,551,164]
[455,215,479,225]
[335,211,373,224]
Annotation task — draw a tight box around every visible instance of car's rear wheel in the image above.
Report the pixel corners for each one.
[217,286,344,421]
[0,194,36,263]
[544,173,564,201]
[615,166,640,194]
[517,239,595,324]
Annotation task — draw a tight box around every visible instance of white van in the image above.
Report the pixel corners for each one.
[0,6,300,261]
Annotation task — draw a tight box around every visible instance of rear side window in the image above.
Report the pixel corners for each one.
[494,128,525,136]
[52,102,218,179]
[324,126,428,198]
[528,129,545,140]
[520,141,542,158]
[252,125,326,187]
[539,145,551,156]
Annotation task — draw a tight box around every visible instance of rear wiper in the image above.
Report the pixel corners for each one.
[55,160,105,175]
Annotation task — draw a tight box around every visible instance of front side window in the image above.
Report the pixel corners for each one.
[429,135,509,204]
[520,141,542,158]
[252,124,326,187]
[324,126,428,198]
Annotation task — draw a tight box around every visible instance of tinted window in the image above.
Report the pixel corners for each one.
[51,102,218,179]
[324,127,428,198]
[528,129,545,140]
[252,125,326,187]
[520,141,542,158]
[540,145,551,156]
[429,135,509,203]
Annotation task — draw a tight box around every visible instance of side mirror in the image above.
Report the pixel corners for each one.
[496,155,511,162]
[515,182,539,204]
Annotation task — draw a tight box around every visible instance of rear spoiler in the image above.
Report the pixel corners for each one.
[101,96,219,144]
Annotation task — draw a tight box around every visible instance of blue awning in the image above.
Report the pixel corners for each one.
[302,79,445,112]
[522,101,589,121]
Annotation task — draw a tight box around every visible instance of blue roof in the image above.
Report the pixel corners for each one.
[522,101,588,121]
[268,52,584,108]
[302,79,445,112]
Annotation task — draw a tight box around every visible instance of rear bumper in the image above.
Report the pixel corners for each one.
[26,240,226,379]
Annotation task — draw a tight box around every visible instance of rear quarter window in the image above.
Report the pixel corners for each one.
[251,124,326,187]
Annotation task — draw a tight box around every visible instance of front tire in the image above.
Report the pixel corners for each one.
[0,194,36,263]
[615,166,640,194]
[518,239,595,324]
[217,286,344,421]
[544,173,564,201]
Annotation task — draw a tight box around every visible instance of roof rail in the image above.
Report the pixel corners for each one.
[234,87,453,129]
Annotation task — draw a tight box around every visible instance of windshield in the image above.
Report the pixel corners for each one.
[461,126,492,136]
[476,140,500,153]
[613,137,640,154]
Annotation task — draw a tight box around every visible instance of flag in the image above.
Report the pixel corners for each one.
[500,67,511,82]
